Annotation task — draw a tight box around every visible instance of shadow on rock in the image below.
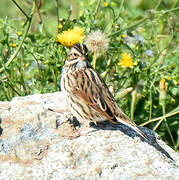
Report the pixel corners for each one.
[0,117,3,136]
[89,121,176,164]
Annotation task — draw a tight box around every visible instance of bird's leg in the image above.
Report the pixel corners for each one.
[68,122,94,139]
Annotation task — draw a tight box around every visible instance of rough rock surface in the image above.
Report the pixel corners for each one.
[0,92,178,180]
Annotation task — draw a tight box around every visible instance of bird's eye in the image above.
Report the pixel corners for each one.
[73,53,78,56]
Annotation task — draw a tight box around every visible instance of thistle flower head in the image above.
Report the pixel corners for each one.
[118,53,137,68]
[85,30,109,54]
[57,27,85,47]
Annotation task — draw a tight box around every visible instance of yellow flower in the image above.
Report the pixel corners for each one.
[58,24,63,29]
[104,2,109,7]
[17,31,22,36]
[25,63,30,67]
[118,53,137,68]
[121,34,127,38]
[12,43,17,48]
[57,27,85,47]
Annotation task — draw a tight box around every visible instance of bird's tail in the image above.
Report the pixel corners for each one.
[116,116,150,141]
[129,123,150,141]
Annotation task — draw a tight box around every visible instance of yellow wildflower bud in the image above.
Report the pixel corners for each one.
[121,34,127,38]
[58,24,63,29]
[104,2,109,7]
[12,43,17,47]
[17,31,22,36]
[25,63,30,67]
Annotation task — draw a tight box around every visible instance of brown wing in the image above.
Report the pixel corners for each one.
[69,68,120,124]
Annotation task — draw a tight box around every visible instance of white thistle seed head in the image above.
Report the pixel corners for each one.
[85,30,109,54]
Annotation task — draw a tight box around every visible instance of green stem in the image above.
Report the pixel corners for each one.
[101,68,110,79]
[114,0,124,22]
[153,103,175,147]
[162,105,175,146]
[141,109,179,126]
[4,81,22,96]
[0,15,33,74]
[163,6,179,14]
[54,0,60,26]
[31,53,40,73]
[153,117,163,130]
[108,17,148,38]
[119,0,125,16]
[149,75,156,120]
[154,0,162,10]
[11,0,29,20]
[171,0,178,8]
[149,86,153,120]
[95,0,101,19]
[131,90,137,121]
[176,136,179,151]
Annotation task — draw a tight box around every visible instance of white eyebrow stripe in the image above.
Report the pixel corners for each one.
[70,48,81,55]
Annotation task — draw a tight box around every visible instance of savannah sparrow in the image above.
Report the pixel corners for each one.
[60,43,149,140]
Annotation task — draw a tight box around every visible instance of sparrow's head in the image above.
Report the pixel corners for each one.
[67,43,88,62]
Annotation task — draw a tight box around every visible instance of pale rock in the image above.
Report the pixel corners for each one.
[0,92,178,180]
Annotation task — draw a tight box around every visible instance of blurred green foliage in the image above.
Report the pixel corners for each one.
[0,0,178,151]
